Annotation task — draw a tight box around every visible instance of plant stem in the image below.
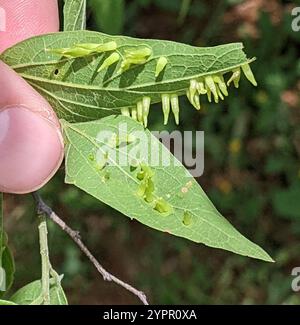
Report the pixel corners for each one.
[178,0,191,25]
[32,192,149,305]
[38,215,50,305]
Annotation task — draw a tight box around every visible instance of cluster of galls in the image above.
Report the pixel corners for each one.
[49,42,257,128]
[135,164,172,215]
[122,62,257,127]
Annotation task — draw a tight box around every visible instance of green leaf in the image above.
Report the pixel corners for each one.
[0,242,15,297]
[10,279,68,305]
[0,299,17,305]
[62,115,273,262]
[89,0,124,34]
[48,283,68,305]
[1,31,256,124]
[64,0,87,31]
[10,281,42,305]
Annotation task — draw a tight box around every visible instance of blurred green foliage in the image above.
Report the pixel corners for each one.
[88,0,124,34]
[4,0,300,304]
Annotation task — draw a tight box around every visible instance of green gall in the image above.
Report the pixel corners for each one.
[170,94,180,125]
[107,133,136,148]
[189,80,198,101]
[206,87,212,102]
[196,81,207,95]
[187,80,201,110]
[49,41,117,59]
[48,47,92,58]
[141,164,155,178]
[154,198,172,214]
[193,94,201,110]
[74,43,102,50]
[95,41,117,53]
[241,63,257,87]
[155,56,168,77]
[77,41,117,53]
[131,107,137,121]
[97,52,120,72]
[213,75,228,97]
[101,172,110,183]
[137,101,144,123]
[142,96,151,128]
[227,68,241,88]
[162,94,171,125]
[88,153,95,162]
[137,171,145,181]
[216,87,224,101]
[137,181,147,197]
[120,47,152,72]
[182,211,192,226]
[205,76,219,103]
[125,47,152,59]
[144,178,155,203]
[121,107,130,117]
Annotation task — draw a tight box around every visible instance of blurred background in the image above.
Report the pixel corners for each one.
[3,0,300,304]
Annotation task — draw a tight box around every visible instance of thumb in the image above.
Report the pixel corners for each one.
[0,62,64,194]
[0,0,64,194]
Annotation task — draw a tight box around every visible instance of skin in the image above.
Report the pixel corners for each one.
[0,0,64,194]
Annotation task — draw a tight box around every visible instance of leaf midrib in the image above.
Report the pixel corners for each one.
[18,58,253,95]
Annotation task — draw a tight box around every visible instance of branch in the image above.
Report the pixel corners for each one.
[38,215,51,305]
[32,192,149,306]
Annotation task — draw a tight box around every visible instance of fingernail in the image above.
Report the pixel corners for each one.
[0,105,64,194]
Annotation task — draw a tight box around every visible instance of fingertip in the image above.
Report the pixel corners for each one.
[0,0,59,53]
[0,61,60,129]
[0,106,64,194]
